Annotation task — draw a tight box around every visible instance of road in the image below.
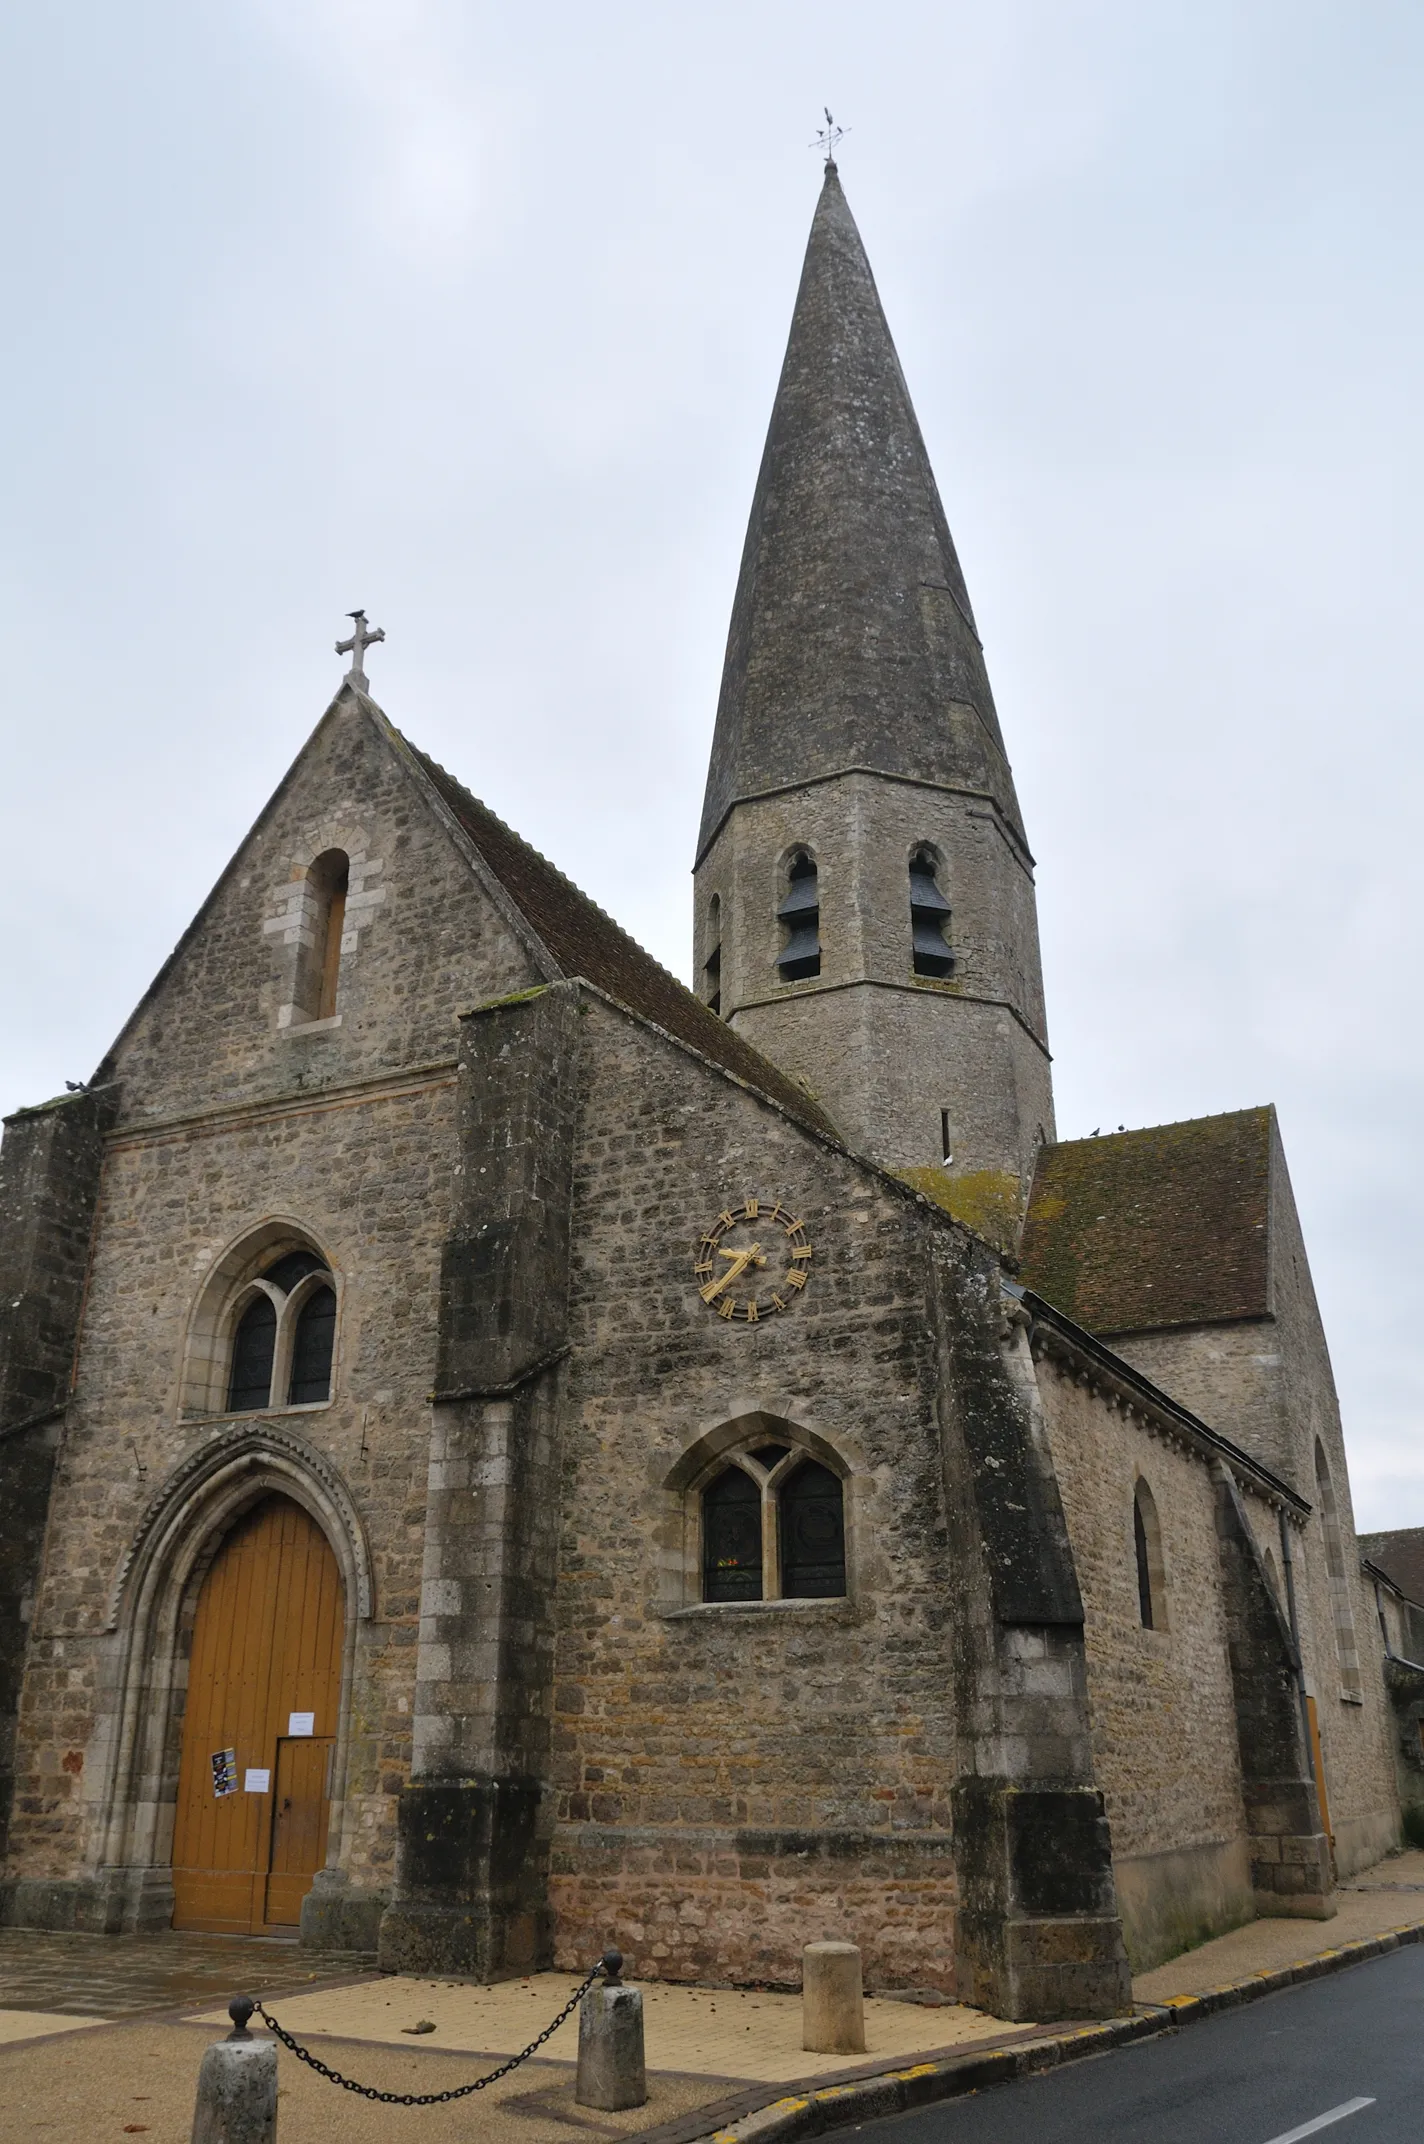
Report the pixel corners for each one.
[861,1944,1424,2144]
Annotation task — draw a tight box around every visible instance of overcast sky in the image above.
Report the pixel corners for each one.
[2,1,1420,1527]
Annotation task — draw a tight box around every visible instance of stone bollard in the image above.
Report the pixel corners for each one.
[576,1950,647,2111]
[802,1941,865,2055]
[191,1997,278,2144]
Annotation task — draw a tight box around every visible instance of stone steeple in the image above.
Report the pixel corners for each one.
[699,162,1021,862]
[694,165,1054,1237]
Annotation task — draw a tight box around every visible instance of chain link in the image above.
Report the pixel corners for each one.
[255,1960,604,2105]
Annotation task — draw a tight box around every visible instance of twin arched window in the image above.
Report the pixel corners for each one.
[702,1445,846,1601]
[227,1250,337,1413]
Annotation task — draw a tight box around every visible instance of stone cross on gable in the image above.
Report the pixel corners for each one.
[336,609,385,687]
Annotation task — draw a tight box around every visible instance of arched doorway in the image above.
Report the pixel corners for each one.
[172,1495,344,1934]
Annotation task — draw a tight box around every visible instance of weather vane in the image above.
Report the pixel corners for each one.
[810,108,847,166]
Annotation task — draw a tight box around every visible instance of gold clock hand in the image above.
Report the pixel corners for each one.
[700,1243,765,1303]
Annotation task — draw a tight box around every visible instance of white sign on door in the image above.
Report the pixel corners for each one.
[243,1768,271,1794]
[287,1712,315,1738]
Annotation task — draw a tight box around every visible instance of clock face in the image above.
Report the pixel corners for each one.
[694,1198,813,1322]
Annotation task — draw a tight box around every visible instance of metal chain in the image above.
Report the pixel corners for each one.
[254,1960,604,2106]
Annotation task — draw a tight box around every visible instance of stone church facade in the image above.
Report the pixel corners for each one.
[0,166,1401,2021]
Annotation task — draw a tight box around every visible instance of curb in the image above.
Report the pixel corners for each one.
[677,1921,1424,2144]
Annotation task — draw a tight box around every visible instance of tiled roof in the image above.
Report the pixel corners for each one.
[405,739,841,1142]
[1361,1529,1424,1606]
[1019,1107,1273,1334]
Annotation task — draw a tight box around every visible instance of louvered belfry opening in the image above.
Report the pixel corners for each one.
[704,894,723,1015]
[909,847,953,977]
[777,850,821,980]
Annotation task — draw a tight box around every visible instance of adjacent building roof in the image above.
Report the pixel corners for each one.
[1360,1529,1424,1607]
[404,736,841,1143]
[697,162,1024,862]
[1019,1107,1273,1334]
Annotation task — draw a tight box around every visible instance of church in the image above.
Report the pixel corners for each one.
[0,163,1405,2024]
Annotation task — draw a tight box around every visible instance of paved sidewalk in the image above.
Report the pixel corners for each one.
[191,1972,1015,2083]
[6,1858,1424,2143]
[1135,1850,1424,2002]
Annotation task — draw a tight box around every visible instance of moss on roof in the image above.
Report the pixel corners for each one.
[405,740,841,1143]
[1361,1529,1424,1606]
[1019,1107,1273,1334]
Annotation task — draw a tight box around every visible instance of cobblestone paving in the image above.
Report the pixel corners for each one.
[0,1929,376,2017]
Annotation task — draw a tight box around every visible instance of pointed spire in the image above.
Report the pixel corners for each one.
[699,166,1022,861]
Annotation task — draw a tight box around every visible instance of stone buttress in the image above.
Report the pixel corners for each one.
[378,984,582,1976]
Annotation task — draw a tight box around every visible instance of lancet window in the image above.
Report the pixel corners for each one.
[1133,1476,1167,1631]
[294,848,349,1022]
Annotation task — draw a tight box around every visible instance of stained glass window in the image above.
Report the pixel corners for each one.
[703,1467,763,1601]
[779,1461,846,1598]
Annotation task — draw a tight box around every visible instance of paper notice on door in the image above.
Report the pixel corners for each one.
[243,1768,271,1793]
[287,1712,315,1737]
[211,1748,237,1798]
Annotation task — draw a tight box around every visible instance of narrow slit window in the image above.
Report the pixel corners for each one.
[702,1467,763,1601]
[909,848,953,977]
[315,854,349,1018]
[1134,1496,1153,1627]
[293,848,350,1023]
[1133,1478,1167,1631]
[941,1110,953,1165]
[227,1295,278,1413]
[777,851,821,980]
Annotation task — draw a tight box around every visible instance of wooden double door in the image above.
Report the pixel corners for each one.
[172,1495,344,1934]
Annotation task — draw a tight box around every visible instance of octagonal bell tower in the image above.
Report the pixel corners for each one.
[694,163,1053,1241]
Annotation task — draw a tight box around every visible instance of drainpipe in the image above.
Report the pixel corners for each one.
[1278,1507,1315,1767]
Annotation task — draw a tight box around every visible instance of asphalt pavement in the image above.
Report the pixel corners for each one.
[858,1943,1424,2144]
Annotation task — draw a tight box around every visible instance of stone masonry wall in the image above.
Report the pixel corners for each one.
[696,773,1053,1196]
[1109,1118,1399,1879]
[3,701,550,1928]
[546,996,964,1994]
[2,1075,456,1911]
[102,694,538,1128]
[1034,1356,1255,1970]
[0,1086,117,1859]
